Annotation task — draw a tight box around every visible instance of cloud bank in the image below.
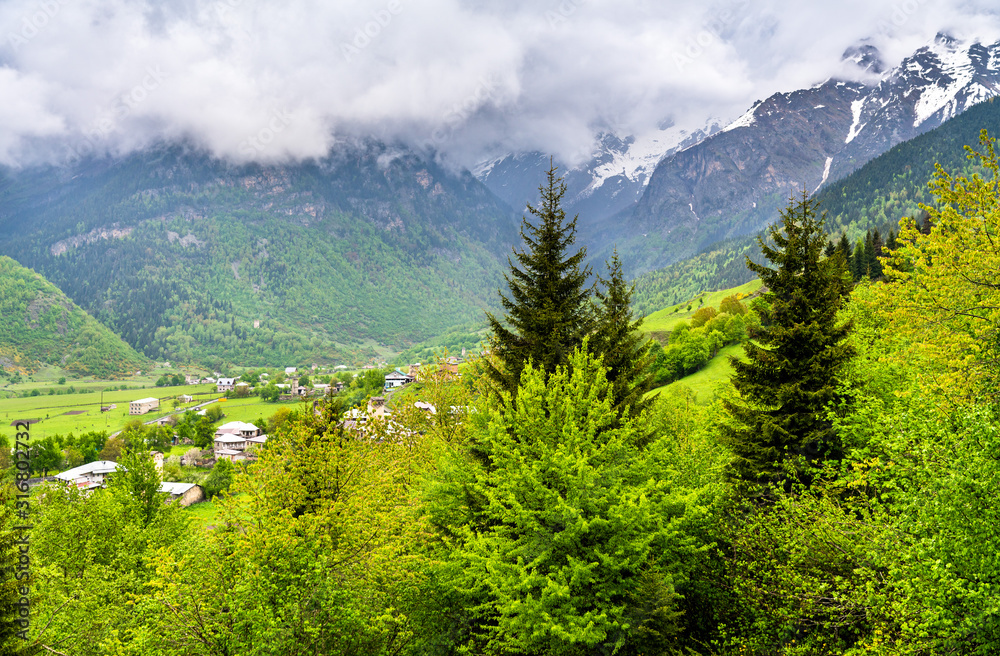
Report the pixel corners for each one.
[0,0,998,168]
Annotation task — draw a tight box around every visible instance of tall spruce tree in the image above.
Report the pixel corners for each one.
[593,249,653,422]
[485,162,593,399]
[721,192,854,488]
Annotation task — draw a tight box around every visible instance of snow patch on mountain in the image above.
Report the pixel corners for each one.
[845,98,866,144]
[912,44,976,125]
[814,157,833,193]
[583,122,717,195]
[722,102,760,132]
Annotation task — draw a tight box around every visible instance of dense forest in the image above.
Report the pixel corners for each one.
[3,136,1000,654]
[0,255,147,378]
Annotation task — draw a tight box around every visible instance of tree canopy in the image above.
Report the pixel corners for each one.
[722,192,854,487]
[484,162,594,399]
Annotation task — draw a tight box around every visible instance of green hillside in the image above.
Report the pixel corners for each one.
[647,342,745,404]
[0,144,516,368]
[0,255,147,378]
[641,279,762,335]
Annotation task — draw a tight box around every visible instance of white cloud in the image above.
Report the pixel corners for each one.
[0,0,996,167]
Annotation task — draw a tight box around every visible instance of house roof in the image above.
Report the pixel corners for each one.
[385,370,413,380]
[56,460,120,481]
[160,482,199,495]
[215,449,241,456]
[216,421,259,433]
[217,378,236,385]
[132,397,158,405]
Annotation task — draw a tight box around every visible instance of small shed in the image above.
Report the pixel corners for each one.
[160,482,205,507]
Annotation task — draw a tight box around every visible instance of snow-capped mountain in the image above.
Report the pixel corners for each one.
[474,119,722,230]
[615,33,1000,274]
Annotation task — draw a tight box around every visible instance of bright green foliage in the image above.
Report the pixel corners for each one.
[850,405,1000,654]
[592,250,653,421]
[29,480,187,655]
[0,489,31,655]
[145,406,428,655]
[879,129,1000,400]
[109,449,165,528]
[722,193,854,487]
[202,458,233,499]
[426,347,703,655]
[484,163,593,400]
[712,486,884,655]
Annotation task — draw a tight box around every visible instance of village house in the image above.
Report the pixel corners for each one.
[55,461,204,505]
[384,369,415,390]
[178,394,194,403]
[129,397,159,415]
[55,460,119,491]
[213,421,268,462]
[217,377,237,392]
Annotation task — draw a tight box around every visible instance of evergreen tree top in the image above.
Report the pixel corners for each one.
[484,161,594,399]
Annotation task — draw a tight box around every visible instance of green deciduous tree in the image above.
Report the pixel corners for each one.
[0,487,31,655]
[880,129,1000,401]
[202,458,233,499]
[109,449,165,528]
[722,192,854,488]
[484,162,593,400]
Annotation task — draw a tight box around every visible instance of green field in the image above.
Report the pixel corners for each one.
[211,396,306,426]
[641,279,762,336]
[648,343,746,405]
[0,383,223,439]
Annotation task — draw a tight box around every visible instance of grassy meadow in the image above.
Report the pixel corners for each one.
[0,383,220,439]
[641,278,762,336]
[647,343,747,405]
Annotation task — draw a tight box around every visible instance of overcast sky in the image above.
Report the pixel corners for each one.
[0,0,998,169]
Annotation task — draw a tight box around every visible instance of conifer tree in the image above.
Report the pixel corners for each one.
[484,162,593,399]
[592,249,653,422]
[851,241,865,281]
[721,192,854,488]
[836,232,851,263]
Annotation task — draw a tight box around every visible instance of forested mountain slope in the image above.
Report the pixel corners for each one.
[631,96,1000,311]
[0,255,147,377]
[0,142,518,367]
